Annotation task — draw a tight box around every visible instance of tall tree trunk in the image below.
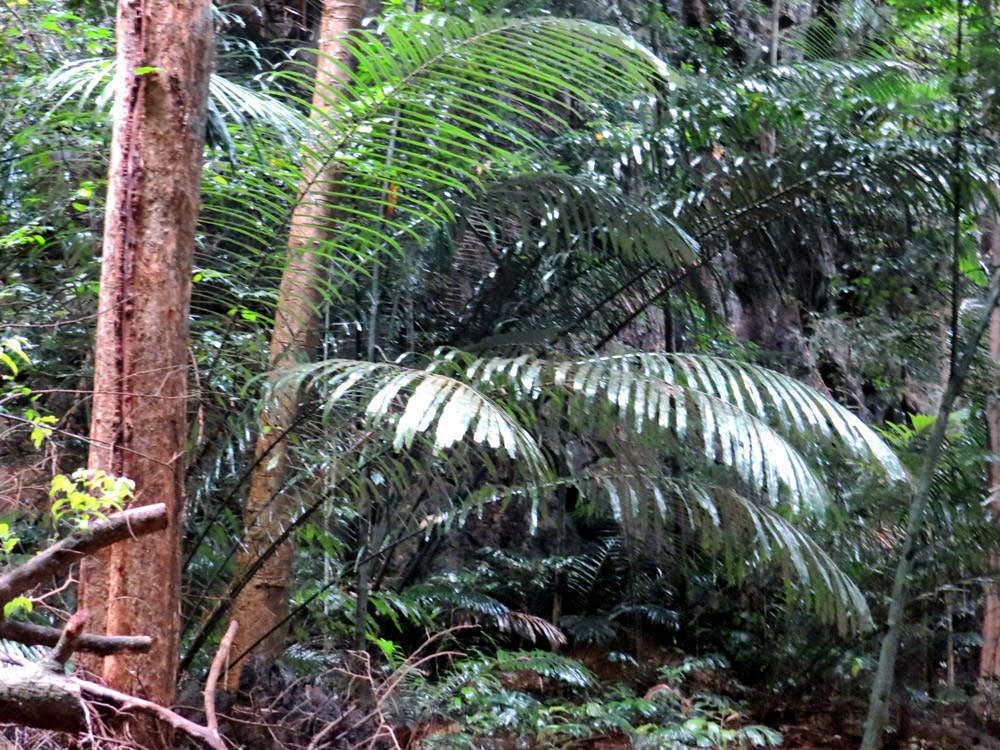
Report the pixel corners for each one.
[979,187,1000,680]
[77,0,213,737]
[226,0,365,687]
[861,273,1000,749]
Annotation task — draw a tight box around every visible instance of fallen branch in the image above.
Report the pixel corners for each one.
[0,503,168,606]
[0,662,85,732]
[0,619,152,655]
[0,611,226,750]
[0,504,228,749]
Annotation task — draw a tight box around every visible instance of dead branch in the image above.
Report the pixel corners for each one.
[204,620,238,736]
[0,617,224,749]
[0,503,168,606]
[77,680,226,750]
[0,619,151,655]
[47,609,87,667]
[0,504,226,750]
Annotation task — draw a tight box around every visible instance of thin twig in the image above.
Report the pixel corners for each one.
[77,680,226,750]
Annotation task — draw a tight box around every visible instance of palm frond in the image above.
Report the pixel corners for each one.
[585,472,873,633]
[461,352,905,511]
[560,615,620,645]
[263,13,672,285]
[415,468,872,632]
[466,173,699,268]
[39,57,313,147]
[494,611,566,647]
[264,359,550,478]
[564,536,624,598]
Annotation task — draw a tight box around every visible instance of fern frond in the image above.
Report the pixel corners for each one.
[491,649,594,687]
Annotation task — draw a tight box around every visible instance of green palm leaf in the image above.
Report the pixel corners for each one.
[461,352,905,512]
[419,471,873,632]
[590,472,873,633]
[267,359,550,479]
[264,13,673,290]
[39,57,313,145]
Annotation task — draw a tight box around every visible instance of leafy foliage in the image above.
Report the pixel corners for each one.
[8,0,1000,745]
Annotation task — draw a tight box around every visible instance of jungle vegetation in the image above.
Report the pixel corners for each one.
[1,0,999,747]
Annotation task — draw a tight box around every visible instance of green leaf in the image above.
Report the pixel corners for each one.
[3,596,33,618]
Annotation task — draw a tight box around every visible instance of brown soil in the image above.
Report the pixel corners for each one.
[774,701,1000,750]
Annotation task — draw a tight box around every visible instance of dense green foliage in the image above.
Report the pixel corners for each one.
[3,0,1000,746]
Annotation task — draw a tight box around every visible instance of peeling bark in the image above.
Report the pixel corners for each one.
[77,0,213,740]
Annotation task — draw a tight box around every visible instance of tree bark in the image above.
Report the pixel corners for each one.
[225,0,365,688]
[77,0,213,737]
[980,186,1000,680]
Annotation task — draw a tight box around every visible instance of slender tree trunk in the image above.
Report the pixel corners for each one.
[768,0,780,67]
[226,0,365,687]
[979,187,1000,680]
[77,0,212,742]
[861,274,1000,750]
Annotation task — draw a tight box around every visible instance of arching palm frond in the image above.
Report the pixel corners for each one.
[411,470,872,632]
[767,58,942,118]
[460,352,905,511]
[38,57,313,147]
[265,359,551,480]
[263,13,672,289]
[431,172,699,341]
[29,13,676,308]
[585,472,873,633]
[548,57,998,343]
[465,173,699,268]
[405,580,567,645]
[256,349,898,631]
[276,351,903,516]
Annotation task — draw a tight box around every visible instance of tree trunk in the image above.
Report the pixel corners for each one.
[226,0,365,688]
[980,186,1000,680]
[77,0,213,739]
[861,274,1000,749]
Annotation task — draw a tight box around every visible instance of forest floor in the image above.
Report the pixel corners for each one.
[771,699,1000,749]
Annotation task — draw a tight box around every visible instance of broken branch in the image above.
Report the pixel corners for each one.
[0,503,168,606]
[0,618,152,655]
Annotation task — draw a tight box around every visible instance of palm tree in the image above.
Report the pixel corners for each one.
[215,8,686,676]
[9,6,963,689]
